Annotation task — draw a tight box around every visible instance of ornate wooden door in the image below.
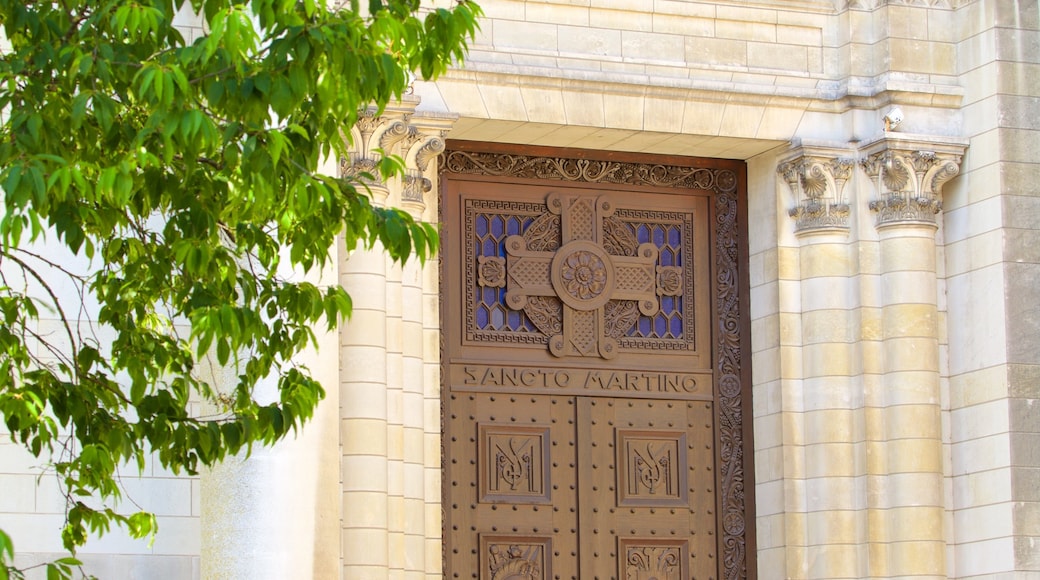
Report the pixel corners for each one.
[440,144,754,580]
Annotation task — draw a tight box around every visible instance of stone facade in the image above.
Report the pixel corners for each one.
[1,0,1038,578]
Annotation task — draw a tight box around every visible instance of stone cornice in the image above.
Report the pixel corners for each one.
[441,58,965,116]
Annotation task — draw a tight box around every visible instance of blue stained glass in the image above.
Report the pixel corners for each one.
[476,306,489,328]
[668,226,681,247]
[491,306,505,329]
[637,224,650,244]
[475,215,488,237]
[653,226,665,246]
[507,217,521,235]
[661,248,674,267]
[482,287,498,305]
[483,238,497,257]
[670,316,682,338]
[491,215,505,237]
[654,315,667,335]
[674,248,682,267]
[661,296,675,312]
[638,317,652,335]
[507,310,521,329]
[676,296,684,311]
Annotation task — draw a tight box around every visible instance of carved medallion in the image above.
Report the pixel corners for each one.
[500,193,672,359]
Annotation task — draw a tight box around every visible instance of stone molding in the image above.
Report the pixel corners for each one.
[859,133,967,230]
[777,146,856,236]
[847,0,964,9]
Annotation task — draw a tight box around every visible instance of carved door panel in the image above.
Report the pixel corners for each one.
[445,393,719,580]
[446,392,579,580]
[577,398,718,580]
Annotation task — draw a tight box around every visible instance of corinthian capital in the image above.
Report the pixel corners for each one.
[859,134,967,230]
[778,146,855,236]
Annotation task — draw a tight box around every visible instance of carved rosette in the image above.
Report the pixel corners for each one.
[478,256,507,288]
[861,148,962,229]
[777,153,854,235]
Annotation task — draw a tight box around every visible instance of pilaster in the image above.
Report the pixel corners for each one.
[338,99,457,579]
[777,144,866,579]
[859,133,967,579]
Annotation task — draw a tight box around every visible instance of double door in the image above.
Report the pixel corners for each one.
[444,392,719,580]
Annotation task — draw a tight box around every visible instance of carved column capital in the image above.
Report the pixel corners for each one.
[777,146,855,236]
[399,114,454,216]
[338,100,458,214]
[859,134,967,230]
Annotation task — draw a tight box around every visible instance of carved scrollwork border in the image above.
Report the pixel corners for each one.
[440,145,752,580]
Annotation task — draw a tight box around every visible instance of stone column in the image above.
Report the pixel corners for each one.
[400,116,452,580]
[199,170,342,579]
[339,105,407,578]
[338,100,456,579]
[859,134,965,579]
[777,147,865,579]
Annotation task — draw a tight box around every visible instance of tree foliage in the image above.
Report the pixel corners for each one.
[0,0,480,575]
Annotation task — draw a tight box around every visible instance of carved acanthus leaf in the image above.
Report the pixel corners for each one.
[861,147,963,228]
[778,153,854,234]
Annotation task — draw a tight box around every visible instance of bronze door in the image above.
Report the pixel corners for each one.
[446,393,717,580]
[441,145,754,580]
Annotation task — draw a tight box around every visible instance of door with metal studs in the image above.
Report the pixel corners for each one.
[440,145,753,580]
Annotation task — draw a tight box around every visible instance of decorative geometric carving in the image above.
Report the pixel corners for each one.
[777,153,854,235]
[616,430,688,506]
[523,296,562,335]
[861,147,962,229]
[481,535,551,580]
[502,193,672,359]
[462,197,699,351]
[479,424,551,503]
[618,538,688,580]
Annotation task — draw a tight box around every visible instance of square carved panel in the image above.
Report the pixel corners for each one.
[479,424,551,503]
[616,429,688,506]
[480,534,552,580]
[618,537,689,580]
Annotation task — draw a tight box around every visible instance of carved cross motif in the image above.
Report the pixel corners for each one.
[503,193,661,359]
